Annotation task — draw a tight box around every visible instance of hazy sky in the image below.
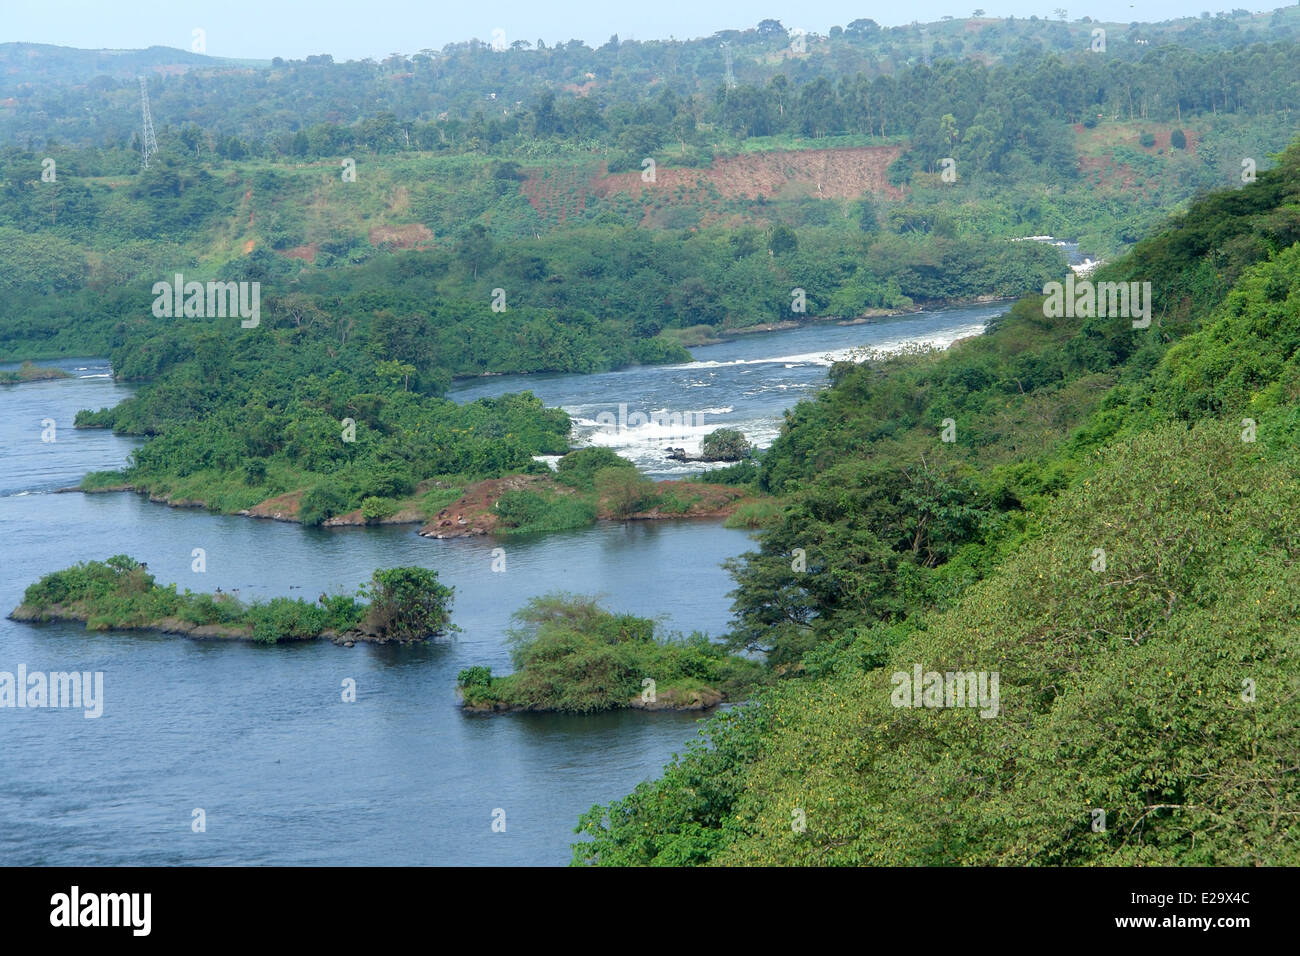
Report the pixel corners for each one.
[0,1,1278,61]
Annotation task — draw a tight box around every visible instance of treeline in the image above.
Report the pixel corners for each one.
[5,9,1298,151]
[8,38,1300,185]
[0,203,1064,363]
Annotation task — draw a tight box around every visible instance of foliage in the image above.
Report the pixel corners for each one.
[16,557,453,645]
[555,447,635,490]
[493,488,599,535]
[573,136,1300,866]
[700,428,753,461]
[459,595,763,714]
[594,467,659,518]
[360,566,455,642]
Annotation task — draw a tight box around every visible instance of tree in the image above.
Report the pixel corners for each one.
[769,224,798,256]
[857,197,878,234]
[1171,128,1187,149]
[846,19,880,34]
[456,223,496,278]
[361,567,454,642]
[701,428,753,461]
[595,466,657,518]
[375,359,416,391]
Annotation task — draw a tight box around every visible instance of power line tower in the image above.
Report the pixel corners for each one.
[138,76,158,169]
[721,41,736,90]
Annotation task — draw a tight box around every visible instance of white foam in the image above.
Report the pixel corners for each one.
[667,326,986,371]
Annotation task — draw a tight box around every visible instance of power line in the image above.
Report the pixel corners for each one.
[139,76,159,169]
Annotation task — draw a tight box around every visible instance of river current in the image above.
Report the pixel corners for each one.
[0,303,1002,865]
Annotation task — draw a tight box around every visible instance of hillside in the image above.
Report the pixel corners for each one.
[574,139,1300,866]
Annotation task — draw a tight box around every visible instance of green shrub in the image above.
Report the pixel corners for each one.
[319,593,366,632]
[246,597,329,644]
[360,566,454,642]
[361,496,397,521]
[594,466,658,518]
[701,428,753,462]
[298,481,350,526]
[494,488,597,533]
[460,595,762,714]
[556,447,634,489]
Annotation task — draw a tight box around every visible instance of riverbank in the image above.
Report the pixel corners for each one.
[647,297,1013,349]
[73,469,762,535]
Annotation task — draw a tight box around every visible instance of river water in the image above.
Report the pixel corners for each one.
[0,304,1000,865]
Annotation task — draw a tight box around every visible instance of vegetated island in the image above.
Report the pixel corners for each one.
[0,361,71,385]
[75,426,770,535]
[456,594,764,714]
[9,556,455,646]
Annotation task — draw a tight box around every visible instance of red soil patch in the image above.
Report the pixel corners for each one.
[520,145,903,225]
[594,146,905,202]
[242,490,303,522]
[519,164,599,224]
[420,473,550,537]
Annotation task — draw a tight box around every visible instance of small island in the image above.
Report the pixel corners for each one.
[0,361,72,385]
[665,427,755,464]
[10,555,455,645]
[457,595,763,714]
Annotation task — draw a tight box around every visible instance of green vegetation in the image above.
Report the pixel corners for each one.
[0,361,70,385]
[573,139,1300,866]
[554,447,634,489]
[721,498,784,530]
[76,365,571,522]
[492,487,599,536]
[457,595,763,713]
[700,428,753,462]
[359,566,456,642]
[13,556,455,644]
[484,449,752,534]
[4,16,1296,532]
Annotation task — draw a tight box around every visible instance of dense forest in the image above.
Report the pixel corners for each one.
[574,139,1300,865]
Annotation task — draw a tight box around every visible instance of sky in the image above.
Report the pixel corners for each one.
[0,1,1282,61]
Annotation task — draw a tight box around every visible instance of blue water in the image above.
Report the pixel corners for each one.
[0,304,1000,865]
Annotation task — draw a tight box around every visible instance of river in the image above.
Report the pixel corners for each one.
[0,304,1001,865]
